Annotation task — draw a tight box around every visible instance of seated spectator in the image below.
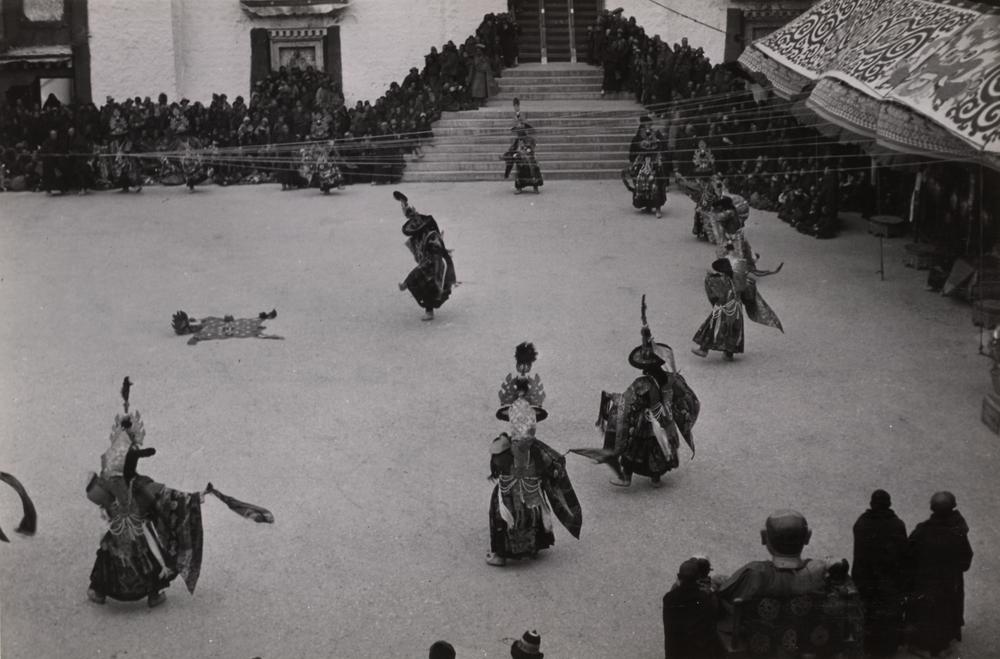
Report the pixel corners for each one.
[715,510,863,658]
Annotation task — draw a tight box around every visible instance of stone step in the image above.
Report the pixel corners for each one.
[419,142,631,155]
[493,91,606,100]
[433,116,636,128]
[414,149,629,162]
[501,65,599,77]
[427,127,634,139]
[496,75,602,86]
[497,83,600,94]
[404,169,621,182]
[406,159,622,173]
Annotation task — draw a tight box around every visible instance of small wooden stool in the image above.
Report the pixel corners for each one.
[868,215,905,237]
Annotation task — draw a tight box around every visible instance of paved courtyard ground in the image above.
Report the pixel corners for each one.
[0,181,996,658]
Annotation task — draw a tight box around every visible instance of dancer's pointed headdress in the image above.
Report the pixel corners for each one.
[100,377,146,478]
[627,295,676,371]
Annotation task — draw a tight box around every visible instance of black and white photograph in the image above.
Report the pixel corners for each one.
[0,0,997,656]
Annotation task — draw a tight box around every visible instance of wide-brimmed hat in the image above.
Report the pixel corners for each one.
[511,630,543,657]
[628,295,676,370]
[496,402,548,423]
[712,258,734,277]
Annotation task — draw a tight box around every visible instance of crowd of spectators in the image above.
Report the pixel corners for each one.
[0,12,519,193]
[659,492,972,659]
[425,492,973,659]
[587,8,881,239]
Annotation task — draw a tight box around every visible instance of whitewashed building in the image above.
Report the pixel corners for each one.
[1,0,813,107]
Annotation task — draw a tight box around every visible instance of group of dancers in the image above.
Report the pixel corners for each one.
[388,158,785,569]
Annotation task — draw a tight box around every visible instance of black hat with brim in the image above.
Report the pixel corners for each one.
[628,341,673,369]
[496,405,548,422]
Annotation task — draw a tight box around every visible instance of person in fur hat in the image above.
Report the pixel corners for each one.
[510,630,543,658]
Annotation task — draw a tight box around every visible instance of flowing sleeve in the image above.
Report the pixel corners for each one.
[146,480,204,594]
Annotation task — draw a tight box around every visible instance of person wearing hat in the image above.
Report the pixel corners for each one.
[394,191,457,321]
[904,492,973,657]
[663,558,724,658]
[467,42,494,107]
[487,345,581,566]
[622,117,668,218]
[501,109,543,194]
[87,404,202,609]
[851,489,908,657]
[510,630,543,658]
[691,257,743,362]
[597,296,699,488]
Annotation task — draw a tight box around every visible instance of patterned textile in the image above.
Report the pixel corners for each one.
[741,279,785,333]
[488,438,579,558]
[88,476,202,600]
[178,314,284,345]
[623,154,667,209]
[152,484,203,594]
[740,0,1000,163]
[693,275,745,354]
[206,482,274,524]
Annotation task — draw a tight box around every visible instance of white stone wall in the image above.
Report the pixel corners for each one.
[89,0,502,107]
[89,0,178,103]
[611,0,728,64]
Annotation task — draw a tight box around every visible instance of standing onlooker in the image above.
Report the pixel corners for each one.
[662,558,723,658]
[852,489,907,657]
[905,491,973,657]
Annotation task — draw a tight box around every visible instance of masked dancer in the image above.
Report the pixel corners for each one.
[575,297,699,488]
[395,191,456,321]
[622,116,667,218]
[487,343,581,566]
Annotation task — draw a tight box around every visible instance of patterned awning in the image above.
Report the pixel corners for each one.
[240,0,349,17]
[738,0,1000,169]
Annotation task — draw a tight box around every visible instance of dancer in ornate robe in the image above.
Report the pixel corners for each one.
[395,191,456,321]
[86,381,272,608]
[622,120,667,218]
[692,258,783,361]
[581,297,699,488]
[86,412,202,608]
[502,117,543,193]
[487,344,581,566]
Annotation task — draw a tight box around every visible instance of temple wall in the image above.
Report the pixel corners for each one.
[89,0,502,106]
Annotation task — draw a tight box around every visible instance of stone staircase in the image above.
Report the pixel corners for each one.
[404,63,647,182]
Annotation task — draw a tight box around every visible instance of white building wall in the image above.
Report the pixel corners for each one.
[88,0,178,103]
[611,0,729,64]
[89,0,502,107]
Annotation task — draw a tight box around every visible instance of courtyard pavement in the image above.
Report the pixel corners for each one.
[0,181,996,658]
